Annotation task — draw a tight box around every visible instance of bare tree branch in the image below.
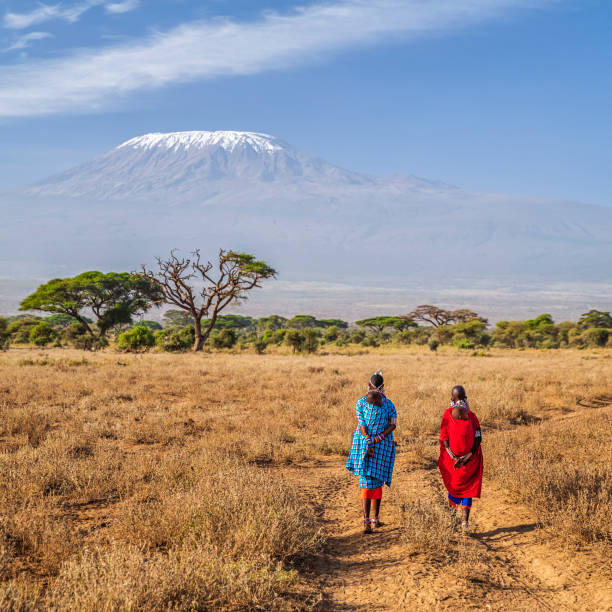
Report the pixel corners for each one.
[139,248,276,351]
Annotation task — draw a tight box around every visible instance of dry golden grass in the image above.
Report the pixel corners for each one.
[488,409,611,547]
[0,346,610,609]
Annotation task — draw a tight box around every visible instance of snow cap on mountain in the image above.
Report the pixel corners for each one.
[117,131,284,154]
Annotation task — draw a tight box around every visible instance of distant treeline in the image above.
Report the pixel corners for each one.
[2,308,611,353]
[3,257,611,353]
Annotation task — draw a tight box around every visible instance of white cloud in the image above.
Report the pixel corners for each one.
[4,31,54,51]
[4,4,64,29]
[2,1,128,29]
[0,0,557,118]
[105,0,140,14]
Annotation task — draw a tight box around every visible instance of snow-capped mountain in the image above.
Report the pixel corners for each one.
[29,130,390,201]
[4,130,612,295]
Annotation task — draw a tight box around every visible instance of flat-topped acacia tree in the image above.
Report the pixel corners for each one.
[140,249,276,351]
[19,271,162,339]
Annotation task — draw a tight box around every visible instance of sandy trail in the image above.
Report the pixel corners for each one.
[283,400,612,611]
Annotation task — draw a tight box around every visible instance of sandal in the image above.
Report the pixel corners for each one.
[461,521,470,531]
[371,518,384,528]
[363,519,372,534]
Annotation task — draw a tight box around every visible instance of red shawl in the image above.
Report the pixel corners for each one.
[437,408,483,499]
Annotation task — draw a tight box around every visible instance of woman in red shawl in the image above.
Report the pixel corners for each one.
[438,385,483,530]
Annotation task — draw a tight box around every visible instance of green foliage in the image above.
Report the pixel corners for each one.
[210,329,238,349]
[7,316,41,343]
[261,329,286,345]
[428,339,439,352]
[162,310,192,328]
[138,320,163,331]
[0,317,9,350]
[285,329,305,353]
[253,337,267,354]
[45,313,85,328]
[286,315,318,329]
[224,251,277,278]
[154,326,195,352]
[29,321,57,346]
[578,328,609,348]
[355,316,408,333]
[360,335,379,348]
[525,313,554,330]
[302,329,320,353]
[317,318,349,329]
[323,325,341,342]
[453,337,475,350]
[393,318,417,331]
[20,271,162,337]
[117,325,155,352]
[349,329,366,343]
[203,315,255,331]
[256,315,287,331]
[578,309,612,329]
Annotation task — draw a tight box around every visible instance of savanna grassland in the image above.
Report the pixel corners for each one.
[0,346,610,610]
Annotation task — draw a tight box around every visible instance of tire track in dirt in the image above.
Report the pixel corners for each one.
[284,398,612,610]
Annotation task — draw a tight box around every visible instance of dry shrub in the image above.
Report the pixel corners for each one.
[0,500,78,579]
[111,451,320,562]
[395,494,457,554]
[488,411,611,545]
[45,543,301,612]
[392,486,485,587]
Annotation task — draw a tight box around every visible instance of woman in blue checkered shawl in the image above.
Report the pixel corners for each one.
[346,371,397,533]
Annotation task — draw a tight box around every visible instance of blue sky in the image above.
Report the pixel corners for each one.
[0,0,611,205]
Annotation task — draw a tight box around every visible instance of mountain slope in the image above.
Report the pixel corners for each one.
[5,130,612,290]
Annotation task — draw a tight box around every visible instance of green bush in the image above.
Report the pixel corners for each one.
[303,329,320,353]
[453,337,475,350]
[539,339,560,349]
[261,329,286,345]
[117,325,155,352]
[210,329,237,349]
[253,337,267,354]
[29,321,57,346]
[138,320,163,331]
[428,339,439,352]
[350,329,366,344]
[285,329,305,353]
[413,329,431,345]
[579,328,609,348]
[0,317,9,350]
[7,316,41,343]
[396,330,414,344]
[154,326,194,352]
[323,325,340,342]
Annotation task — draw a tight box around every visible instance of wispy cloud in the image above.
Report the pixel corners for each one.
[4,31,53,52]
[105,0,140,14]
[2,0,135,29]
[0,0,556,118]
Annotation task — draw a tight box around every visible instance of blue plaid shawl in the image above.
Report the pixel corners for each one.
[346,395,397,486]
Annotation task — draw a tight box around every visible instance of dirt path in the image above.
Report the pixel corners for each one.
[283,401,612,611]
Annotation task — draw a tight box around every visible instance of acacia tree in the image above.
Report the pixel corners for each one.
[406,305,486,327]
[405,305,454,327]
[140,249,276,351]
[355,316,415,333]
[20,271,161,338]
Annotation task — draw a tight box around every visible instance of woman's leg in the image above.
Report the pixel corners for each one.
[461,506,471,524]
[362,497,371,520]
[372,497,381,520]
